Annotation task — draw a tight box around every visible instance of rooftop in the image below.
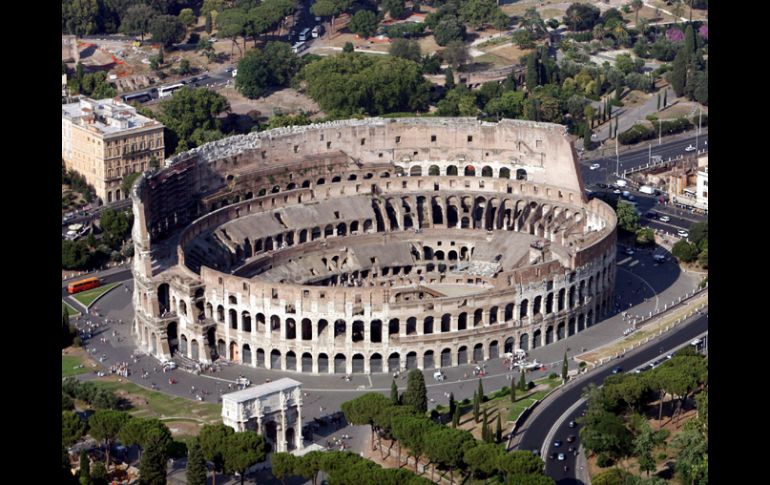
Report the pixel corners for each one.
[62,97,162,136]
[221,378,302,403]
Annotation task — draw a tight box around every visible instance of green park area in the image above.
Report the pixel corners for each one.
[91,377,222,425]
[62,354,90,378]
[72,282,121,307]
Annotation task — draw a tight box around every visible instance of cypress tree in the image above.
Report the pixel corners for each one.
[186,439,207,485]
[79,450,92,485]
[452,407,460,428]
[614,117,619,138]
[584,127,592,150]
[668,49,687,97]
[205,12,213,35]
[663,89,668,107]
[481,408,489,442]
[526,53,538,90]
[445,68,455,90]
[562,352,569,382]
[477,378,484,402]
[391,379,399,405]
[495,414,502,443]
[684,24,696,59]
[139,428,169,485]
[510,375,516,402]
[518,371,526,391]
[403,369,427,413]
[473,391,480,422]
[449,392,456,418]
[657,92,660,110]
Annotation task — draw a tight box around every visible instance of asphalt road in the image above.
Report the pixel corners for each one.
[515,312,708,483]
[579,134,707,187]
[61,267,133,299]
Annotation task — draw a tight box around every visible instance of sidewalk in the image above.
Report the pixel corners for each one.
[591,87,671,143]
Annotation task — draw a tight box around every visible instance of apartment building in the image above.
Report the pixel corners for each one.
[62,97,165,203]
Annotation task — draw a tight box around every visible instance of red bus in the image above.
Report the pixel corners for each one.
[67,277,101,294]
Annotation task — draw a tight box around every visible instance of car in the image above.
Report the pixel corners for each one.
[685,145,696,152]
[625,248,634,256]
[224,67,235,73]
[597,183,607,189]
[568,446,575,452]
[645,212,657,219]
[567,435,576,443]
[659,215,671,222]
[532,449,541,457]
[548,453,556,460]
[653,254,666,263]
[553,440,563,447]
[627,195,635,201]
[568,420,577,428]
[590,163,601,170]
[666,354,673,360]
[613,189,622,194]
[558,453,565,461]
[677,230,689,238]
[612,366,623,374]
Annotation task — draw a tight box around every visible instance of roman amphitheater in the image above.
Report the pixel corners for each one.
[130,118,617,375]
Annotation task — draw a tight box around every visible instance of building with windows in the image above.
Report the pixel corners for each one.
[62,97,164,203]
[221,378,304,452]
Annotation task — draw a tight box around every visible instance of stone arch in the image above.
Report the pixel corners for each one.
[489,340,499,359]
[446,165,458,176]
[301,318,312,340]
[166,321,178,355]
[505,303,514,321]
[504,336,514,354]
[301,353,313,373]
[229,309,237,330]
[441,313,451,333]
[533,329,542,348]
[423,316,434,334]
[270,349,281,369]
[370,319,382,343]
[516,168,527,180]
[217,339,226,358]
[458,312,467,330]
[370,353,383,373]
[557,321,565,340]
[352,320,365,342]
[464,165,476,176]
[499,167,511,179]
[519,333,529,351]
[457,346,468,365]
[441,348,451,367]
[318,353,329,373]
[473,343,484,362]
[473,308,483,327]
[229,341,239,361]
[406,351,417,369]
[481,165,493,177]
[545,325,554,345]
[520,299,529,319]
[334,353,346,374]
[180,334,188,356]
[388,352,400,373]
[242,344,252,364]
[410,165,423,176]
[157,283,170,314]
[352,354,365,373]
[286,351,297,371]
[428,164,440,175]
[285,318,297,340]
[423,350,435,369]
[256,348,265,367]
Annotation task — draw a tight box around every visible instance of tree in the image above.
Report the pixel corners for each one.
[217,8,247,58]
[434,17,465,46]
[389,38,421,62]
[120,172,142,200]
[495,414,502,443]
[510,375,516,402]
[633,417,660,476]
[442,40,468,70]
[349,10,379,38]
[452,407,460,428]
[63,411,86,446]
[272,452,296,485]
[186,439,208,485]
[311,0,354,37]
[391,379,399,404]
[671,240,699,262]
[159,87,230,154]
[671,421,707,485]
[342,41,354,52]
[526,52,539,90]
[580,410,633,459]
[564,3,600,32]
[89,410,129,468]
[520,7,547,39]
[449,392,456,418]
[341,393,390,451]
[179,8,197,29]
[79,449,92,485]
[667,47,688,97]
[205,12,213,34]
[62,306,73,348]
[236,42,300,99]
[139,427,169,485]
[616,201,640,233]
[91,461,108,485]
[150,15,187,48]
[198,424,234,485]
[120,5,156,41]
[473,391,480,422]
[444,67,455,90]
[498,450,545,479]
[383,0,405,19]
[403,369,428,413]
[519,370,526,391]
[223,431,268,485]
[464,443,502,480]
[562,352,569,382]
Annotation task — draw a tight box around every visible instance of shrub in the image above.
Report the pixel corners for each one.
[527,381,535,390]
[596,453,615,467]
[579,361,587,368]
[548,372,558,379]
[618,124,655,145]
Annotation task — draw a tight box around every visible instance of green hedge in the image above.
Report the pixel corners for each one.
[618,117,695,145]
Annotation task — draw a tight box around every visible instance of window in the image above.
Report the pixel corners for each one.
[327,141,332,149]
[360,138,366,146]
[468,135,473,142]
[293,145,299,153]
[395,136,401,143]
[431,135,436,142]
[536,140,542,148]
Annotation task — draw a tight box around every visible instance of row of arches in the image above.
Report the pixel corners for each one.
[407,164,525,180]
[171,310,597,373]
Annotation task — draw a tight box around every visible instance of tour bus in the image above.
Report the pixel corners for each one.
[298,27,311,42]
[121,91,152,104]
[158,83,185,98]
[292,42,308,54]
[67,277,101,295]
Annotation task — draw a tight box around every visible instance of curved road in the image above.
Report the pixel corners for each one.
[515,312,708,483]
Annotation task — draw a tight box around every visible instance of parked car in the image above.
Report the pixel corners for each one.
[553,440,563,447]
[677,230,689,238]
[567,435,576,443]
[558,453,565,461]
[590,163,601,170]
[625,248,634,256]
[659,215,671,222]
[645,212,657,219]
[612,366,623,374]
[568,420,577,428]
[685,145,696,152]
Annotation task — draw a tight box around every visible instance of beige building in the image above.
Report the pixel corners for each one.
[62,97,165,203]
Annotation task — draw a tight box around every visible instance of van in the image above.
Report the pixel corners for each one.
[312,25,323,38]
[616,179,627,187]
[639,185,654,195]
[298,28,311,42]
[292,42,308,54]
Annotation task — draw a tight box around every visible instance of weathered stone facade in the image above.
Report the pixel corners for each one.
[131,118,617,374]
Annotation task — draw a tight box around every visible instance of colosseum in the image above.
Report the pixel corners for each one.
[130,117,617,375]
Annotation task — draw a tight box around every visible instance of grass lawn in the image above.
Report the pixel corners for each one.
[72,282,121,307]
[62,354,90,378]
[62,301,81,317]
[91,377,222,424]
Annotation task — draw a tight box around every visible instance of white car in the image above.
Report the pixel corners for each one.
[677,230,689,238]
[659,215,670,223]
[625,248,635,256]
[613,189,622,194]
[589,163,601,170]
[685,145,696,152]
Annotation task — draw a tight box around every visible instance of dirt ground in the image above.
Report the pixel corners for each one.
[218,86,323,119]
[480,42,534,64]
[658,102,707,120]
[164,420,205,438]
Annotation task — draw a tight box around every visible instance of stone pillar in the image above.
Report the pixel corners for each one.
[450,315,458,332]
[279,394,288,452]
